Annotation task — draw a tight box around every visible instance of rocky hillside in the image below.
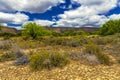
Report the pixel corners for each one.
[0,26,99,34]
[0,27,20,34]
[46,27,99,32]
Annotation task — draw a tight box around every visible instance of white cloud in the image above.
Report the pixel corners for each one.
[34,19,55,26]
[73,0,118,14]
[0,12,29,24]
[55,0,119,27]
[109,14,120,20]
[23,19,55,26]
[0,0,65,13]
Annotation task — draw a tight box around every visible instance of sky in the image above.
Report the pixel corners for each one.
[0,0,120,28]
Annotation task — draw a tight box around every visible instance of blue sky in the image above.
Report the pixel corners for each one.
[0,0,120,28]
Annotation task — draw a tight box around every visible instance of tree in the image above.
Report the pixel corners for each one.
[22,22,46,39]
[99,19,120,35]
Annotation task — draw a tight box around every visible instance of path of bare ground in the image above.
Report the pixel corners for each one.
[0,61,120,80]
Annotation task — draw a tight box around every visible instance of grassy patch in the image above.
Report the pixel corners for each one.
[0,51,16,62]
[84,44,110,65]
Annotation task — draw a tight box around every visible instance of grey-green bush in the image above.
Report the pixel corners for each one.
[29,52,70,70]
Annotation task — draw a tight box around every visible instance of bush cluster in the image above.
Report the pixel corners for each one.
[42,36,91,47]
[29,52,70,70]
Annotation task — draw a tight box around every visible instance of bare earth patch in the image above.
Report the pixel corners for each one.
[0,61,120,80]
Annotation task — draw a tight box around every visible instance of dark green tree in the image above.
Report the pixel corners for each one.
[99,19,120,35]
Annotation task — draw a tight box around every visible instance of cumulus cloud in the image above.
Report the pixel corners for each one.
[23,19,55,26]
[0,0,119,27]
[0,0,65,13]
[0,12,29,24]
[109,14,120,20]
[34,19,55,26]
[55,0,119,27]
[72,0,117,13]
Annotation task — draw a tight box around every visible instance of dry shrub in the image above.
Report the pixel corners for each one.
[29,52,70,70]
[0,40,12,50]
[84,44,111,65]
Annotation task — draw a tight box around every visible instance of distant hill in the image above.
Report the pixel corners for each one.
[0,26,99,34]
[0,26,20,34]
[46,27,99,32]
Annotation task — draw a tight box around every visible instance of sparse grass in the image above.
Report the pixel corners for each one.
[0,51,16,62]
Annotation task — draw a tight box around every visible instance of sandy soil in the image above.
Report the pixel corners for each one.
[0,61,120,80]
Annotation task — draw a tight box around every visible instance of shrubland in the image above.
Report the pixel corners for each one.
[0,19,120,71]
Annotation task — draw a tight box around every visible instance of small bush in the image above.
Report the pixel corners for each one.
[0,40,12,50]
[96,53,110,65]
[51,31,62,37]
[93,37,108,45]
[84,44,101,55]
[77,30,86,35]
[12,44,24,58]
[50,52,70,67]
[29,52,70,70]
[84,44,110,65]
[29,52,49,70]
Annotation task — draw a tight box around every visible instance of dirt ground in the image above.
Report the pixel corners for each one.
[0,61,120,80]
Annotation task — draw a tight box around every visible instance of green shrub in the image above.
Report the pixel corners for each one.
[43,36,90,47]
[50,52,70,67]
[93,37,113,45]
[99,19,120,35]
[84,44,101,55]
[77,30,86,35]
[29,52,70,70]
[29,52,49,70]
[43,37,68,46]
[63,29,76,36]
[0,33,16,40]
[96,53,110,65]
[84,44,110,65]
[51,31,62,37]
